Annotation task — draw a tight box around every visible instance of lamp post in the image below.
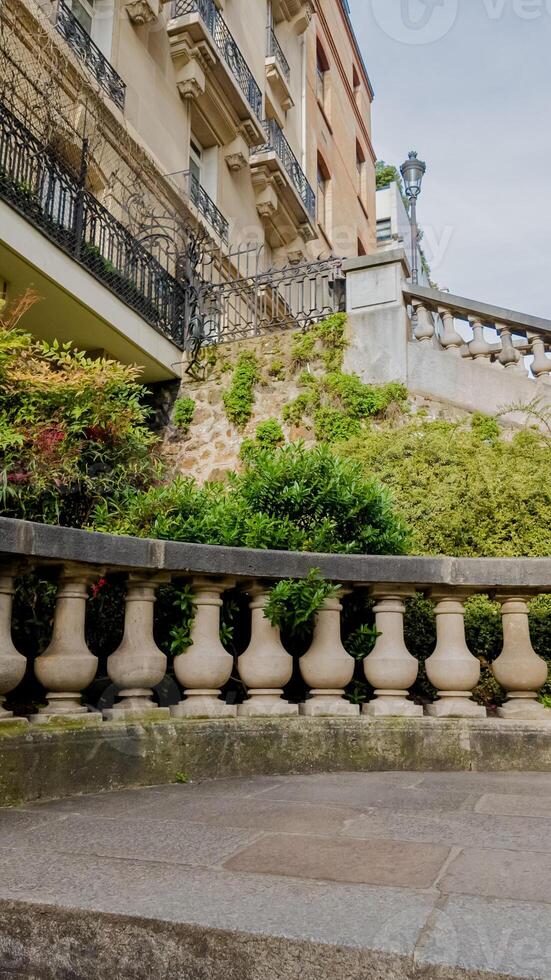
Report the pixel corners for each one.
[400,150,426,285]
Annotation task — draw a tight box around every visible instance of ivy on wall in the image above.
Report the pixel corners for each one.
[222,352,260,428]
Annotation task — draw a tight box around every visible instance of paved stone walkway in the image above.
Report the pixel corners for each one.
[1,771,551,978]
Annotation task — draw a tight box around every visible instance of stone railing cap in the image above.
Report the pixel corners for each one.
[343,247,411,278]
[0,517,550,592]
[404,283,551,339]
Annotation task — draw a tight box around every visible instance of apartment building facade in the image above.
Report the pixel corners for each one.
[0,0,375,379]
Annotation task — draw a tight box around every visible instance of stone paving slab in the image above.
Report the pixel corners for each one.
[475,792,551,818]
[416,896,551,979]
[440,847,551,905]
[224,832,451,888]
[2,771,551,979]
[342,808,551,852]
[19,815,262,868]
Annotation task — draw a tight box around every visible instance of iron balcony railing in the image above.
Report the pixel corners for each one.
[171,0,262,120]
[266,26,290,84]
[255,118,316,220]
[183,170,228,242]
[0,102,186,348]
[55,0,126,111]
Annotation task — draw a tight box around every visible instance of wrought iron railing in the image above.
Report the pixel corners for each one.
[0,102,186,347]
[266,26,290,84]
[254,118,316,220]
[171,0,262,120]
[202,257,345,344]
[183,170,228,243]
[55,0,126,111]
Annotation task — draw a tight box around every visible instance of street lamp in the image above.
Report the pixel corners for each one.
[400,150,426,285]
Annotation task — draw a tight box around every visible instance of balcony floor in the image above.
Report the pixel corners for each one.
[1,768,551,978]
[0,201,182,382]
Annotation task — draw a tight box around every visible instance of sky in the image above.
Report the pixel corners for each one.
[348,0,551,319]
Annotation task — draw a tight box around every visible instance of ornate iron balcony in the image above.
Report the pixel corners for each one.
[183,171,228,242]
[0,102,186,347]
[171,0,262,120]
[255,118,316,220]
[266,27,290,84]
[55,0,126,111]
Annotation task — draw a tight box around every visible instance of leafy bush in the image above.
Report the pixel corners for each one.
[0,292,159,526]
[172,396,195,434]
[92,442,409,556]
[343,418,551,557]
[264,569,340,643]
[284,372,408,440]
[240,419,285,461]
[314,408,361,444]
[290,314,347,372]
[222,352,259,428]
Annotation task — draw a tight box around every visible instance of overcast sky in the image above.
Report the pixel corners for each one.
[349,0,551,319]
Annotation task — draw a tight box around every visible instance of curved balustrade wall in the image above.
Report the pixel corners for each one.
[1,517,550,726]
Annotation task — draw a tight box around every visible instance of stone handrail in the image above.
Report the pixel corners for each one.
[1,517,550,726]
[403,283,551,380]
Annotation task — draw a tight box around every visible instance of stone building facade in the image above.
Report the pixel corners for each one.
[0,0,375,381]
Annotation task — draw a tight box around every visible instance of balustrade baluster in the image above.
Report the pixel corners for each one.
[33,564,101,724]
[425,595,486,718]
[238,585,297,717]
[497,325,526,373]
[0,566,27,724]
[363,592,422,717]
[104,574,171,720]
[412,301,435,343]
[529,333,551,382]
[492,597,550,720]
[438,306,464,354]
[300,596,359,716]
[172,577,237,718]
[467,316,492,360]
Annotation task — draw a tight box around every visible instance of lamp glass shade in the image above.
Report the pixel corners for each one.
[400,151,426,199]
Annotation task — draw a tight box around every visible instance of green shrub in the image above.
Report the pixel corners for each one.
[172,396,195,434]
[0,292,158,527]
[222,352,259,428]
[290,314,347,372]
[471,412,500,443]
[92,442,409,556]
[323,373,408,421]
[268,359,286,381]
[284,370,408,442]
[282,393,314,427]
[343,419,551,557]
[240,419,285,462]
[255,419,285,449]
[314,408,361,444]
[264,570,340,643]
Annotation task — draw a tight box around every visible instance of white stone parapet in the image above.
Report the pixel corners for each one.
[342,250,551,420]
[0,518,549,725]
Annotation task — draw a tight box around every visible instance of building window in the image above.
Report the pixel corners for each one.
[377,218,392,243]
[69,0,95,35]
[189,137,203,186]
[316,40,329,108]
[356,141,366,202]
[317,153,330,229]
[352,64,361,103]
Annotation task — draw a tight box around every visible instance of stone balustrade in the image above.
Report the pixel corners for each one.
[0,517,550,725]
[403,283,551,382]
